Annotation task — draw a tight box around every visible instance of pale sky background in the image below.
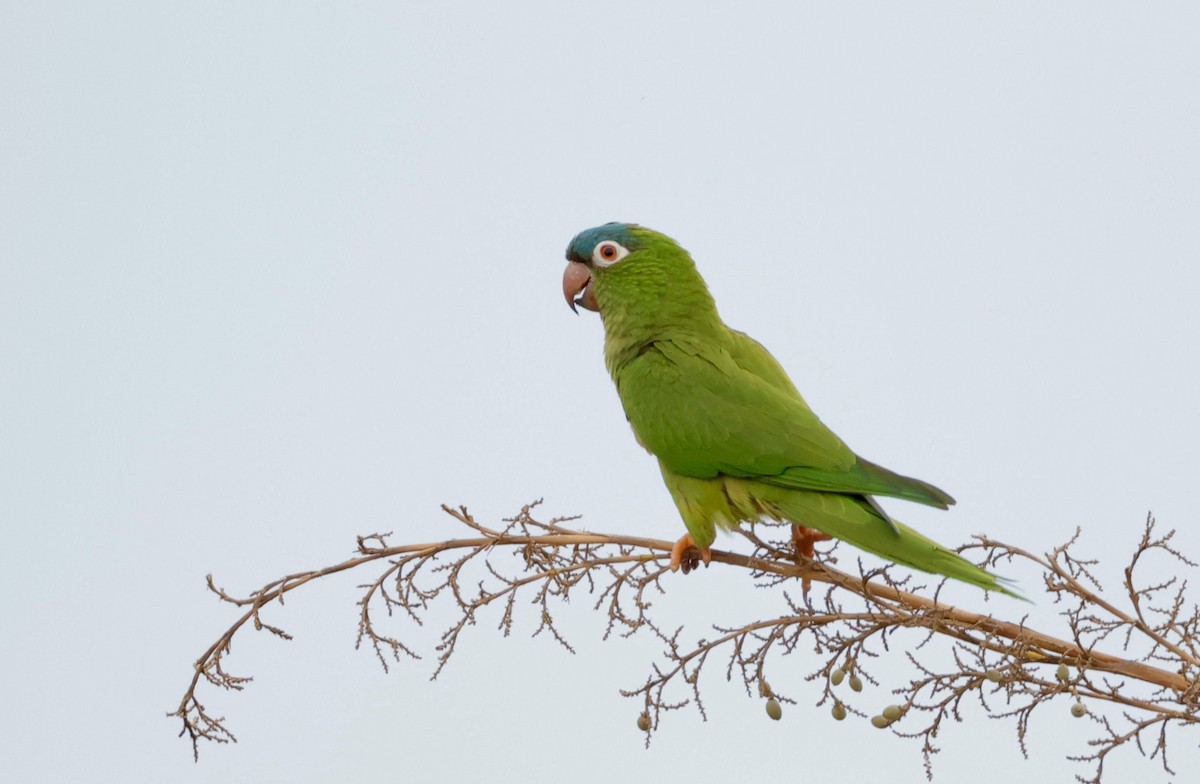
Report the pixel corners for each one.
[3,3,1199,783]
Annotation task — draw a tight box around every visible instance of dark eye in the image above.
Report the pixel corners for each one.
[592,241,629,267]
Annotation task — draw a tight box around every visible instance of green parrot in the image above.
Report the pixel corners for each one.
[562,222,1015,596]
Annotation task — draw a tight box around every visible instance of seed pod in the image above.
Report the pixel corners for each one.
[1056,663,1070,682]
[985,669,1003,683]
[871,715,891,729]
[1071,702,1087,718]
[830,668,846,686]
[882,704,903,722]
[637,713,651,732]
[849,675,864,692]
[831,703,847,721]
[766,699,783,721]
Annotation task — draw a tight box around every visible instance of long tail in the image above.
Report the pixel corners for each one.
[756,483,1022,599]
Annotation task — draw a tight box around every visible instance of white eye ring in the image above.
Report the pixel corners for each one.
[592,241,630,268]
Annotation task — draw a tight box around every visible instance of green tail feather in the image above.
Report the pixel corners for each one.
[756,483,1023,599]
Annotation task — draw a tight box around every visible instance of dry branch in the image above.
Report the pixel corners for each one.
[171,504,1199,783]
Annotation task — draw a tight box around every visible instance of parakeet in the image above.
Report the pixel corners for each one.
[562,222,1014,596]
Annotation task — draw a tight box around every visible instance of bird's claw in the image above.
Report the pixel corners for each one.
[792,524,833,593]
[670,534,712,574]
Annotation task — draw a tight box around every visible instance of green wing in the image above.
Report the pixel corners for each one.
[616,330,954,509]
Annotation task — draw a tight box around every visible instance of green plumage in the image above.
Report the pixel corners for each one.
[565,223,1015,596]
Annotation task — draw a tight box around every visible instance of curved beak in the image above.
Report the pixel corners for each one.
[562,261,598,313]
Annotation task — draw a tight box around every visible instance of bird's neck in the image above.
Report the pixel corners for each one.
[599,269,725,379]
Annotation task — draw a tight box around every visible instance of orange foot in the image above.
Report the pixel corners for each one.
[792,524,833,592]
[791,525,832,560]
[669,533,713,574]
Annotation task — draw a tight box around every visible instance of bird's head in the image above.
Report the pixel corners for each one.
[562,222,644,314]
[562,222,710,322]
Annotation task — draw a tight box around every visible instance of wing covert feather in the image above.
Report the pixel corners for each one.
[616,334,954,508]
[616,337,856,478]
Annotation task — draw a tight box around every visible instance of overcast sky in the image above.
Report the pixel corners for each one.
[3,3,1199,783]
